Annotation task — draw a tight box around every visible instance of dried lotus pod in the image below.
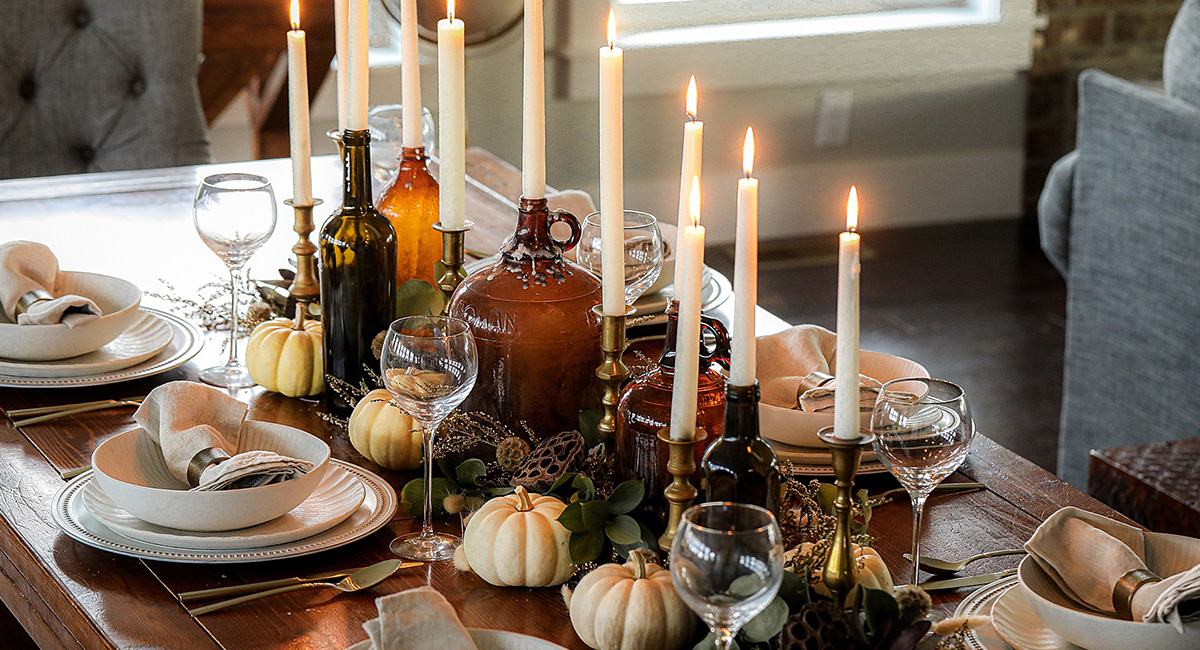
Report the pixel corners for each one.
[779,600,855,650]
[511,430,585,491]
[496,436,532,472]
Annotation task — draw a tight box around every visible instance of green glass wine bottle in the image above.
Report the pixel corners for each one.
[701,382,781,515]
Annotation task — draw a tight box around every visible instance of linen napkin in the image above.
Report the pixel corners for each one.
[132,381,312,491]
[0,241,101,327]
[756,325,886,412]
[546,189,596,219]
[1026,506,1200,631]
[797,374,883,413]
[361,586,478,650]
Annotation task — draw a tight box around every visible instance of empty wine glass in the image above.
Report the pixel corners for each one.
[671,502,784,650]
[381,316,477,561]
[193,173,277,388]
[579,211,664,305]
[369,103,437,192]
[871,378,974,584]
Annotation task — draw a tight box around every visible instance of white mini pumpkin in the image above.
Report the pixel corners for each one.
[461,486,573,587]
[246,305,323,397]
[568,550,695,650]
[798,542,894,598]
[348,389,422,470]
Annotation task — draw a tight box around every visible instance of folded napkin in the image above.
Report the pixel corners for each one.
[362,586,478,650]
[546,189,596,219]
[1026,506,1200,631]
[756,325,884,412]
[0,241,100,327]
[132,381,312,491]
[798,374,883,413]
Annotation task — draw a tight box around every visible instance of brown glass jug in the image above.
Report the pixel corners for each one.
[615,301,730,527]
[447,197,602,438]
[375,146,441,287]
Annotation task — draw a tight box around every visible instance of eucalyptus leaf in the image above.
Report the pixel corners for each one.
[862,586,900,637]
[548,472,578,497]
[728,574,767,599]
[579,500,611,531]
[607,480,645,515]
[400,478,455,516]
[569,530,606,564]
[578,409,603,447]
[604,514,642,545]
[777,569,810,612]
[557,502,588,533]
[455,458,487,486]
[572,474,596,501]
[740,595,788,643]
[396,279,444,317]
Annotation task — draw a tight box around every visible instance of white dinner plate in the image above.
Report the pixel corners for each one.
[992,581,1079,650]
[345,629,568,650]
[0,310,172,378]
[81,465,366,551]
[0,308,202,388]
[952,574,1019,650]
[53,460,396,563]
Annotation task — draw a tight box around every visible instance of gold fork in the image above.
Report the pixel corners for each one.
[10,397,143,427]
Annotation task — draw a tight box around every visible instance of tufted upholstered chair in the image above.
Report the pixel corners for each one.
[0,0,210,180]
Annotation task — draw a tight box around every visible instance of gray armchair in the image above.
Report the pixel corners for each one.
[0,0,210,180]
[1038,0,1200,488]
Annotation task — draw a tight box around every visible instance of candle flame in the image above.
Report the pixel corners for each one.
[742,127,755,178]
[686,75,698,121]
[290,0,300,30]
[846,186,858,232]
[607,9,616,48]
[447,0,455,20]
[689,176,701,227]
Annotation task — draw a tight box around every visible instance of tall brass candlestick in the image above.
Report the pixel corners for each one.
[658,427,708,552]
[284,197,323,304]
[818,426,875,609]
[594,304,635,455]
[433,220,473,295]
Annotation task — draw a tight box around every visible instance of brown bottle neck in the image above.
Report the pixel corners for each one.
[399,146,428,165]
[502,196,557,257]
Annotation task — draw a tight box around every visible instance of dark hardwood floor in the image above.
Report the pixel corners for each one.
[707,218,1067,472]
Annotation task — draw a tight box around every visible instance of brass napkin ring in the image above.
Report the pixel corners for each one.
[187,447,231,487]
[14,289,53,317]
[1113,568,1161,621]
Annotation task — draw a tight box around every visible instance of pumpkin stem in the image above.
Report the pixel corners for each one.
[292,302,306,329]
[514,486,534,512]
[629,549,653,580]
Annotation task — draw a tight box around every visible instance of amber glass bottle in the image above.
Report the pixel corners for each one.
[375,146,440,286]
[447,197,602,438]
[702,382,781,515]
[615,302,729,526]
[320,129,398,413]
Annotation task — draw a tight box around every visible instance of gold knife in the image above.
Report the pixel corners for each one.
[178,562,422,602]
[918,568,1016,591]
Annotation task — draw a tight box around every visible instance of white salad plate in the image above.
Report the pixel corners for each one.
[345,629,568,650]
[992,581,1078,650]
[53,460,396,563]
[953,574,1020,650]
[80,464,365,550]
[0,308,202,388]
[0,310,172,378]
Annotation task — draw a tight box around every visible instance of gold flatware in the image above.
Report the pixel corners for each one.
[178,561,422,602]
[918,568,1017,591]
[186,559,412,615]
[61,466,91,480]
[7,396,144,417]
[904,548,1026,575]
[11,398,142,427]
[871,482,985,503]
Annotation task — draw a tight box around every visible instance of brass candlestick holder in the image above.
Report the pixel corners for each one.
[433,220,474,295]
[818,426,875,609]
[284,198,323,305]
[593,304,635,455]
[658,427,708,553]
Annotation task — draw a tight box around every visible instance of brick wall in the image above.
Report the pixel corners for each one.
[1023,0,1183,216]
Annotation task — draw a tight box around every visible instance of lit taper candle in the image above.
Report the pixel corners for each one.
[833,187,862,441]
[346,0,369,131]
[522,0,547,199]
[287,0,312,205]
[599,9,624,315]
[334,0,348,131]
[730,127,758,387]
[438,0,466,229]
[399,0,423,149]
[670,177,705,442]
[673,76,703,288]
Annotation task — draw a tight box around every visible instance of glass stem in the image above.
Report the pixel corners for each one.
[714,628,736,650]
[227,266,242,368]
[421,421,437,539]
[910,493,927,584]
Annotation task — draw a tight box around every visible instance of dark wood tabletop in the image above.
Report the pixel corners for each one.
[0,152,1132,650]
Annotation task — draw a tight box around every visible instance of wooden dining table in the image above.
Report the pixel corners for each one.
[0,151,1133,650]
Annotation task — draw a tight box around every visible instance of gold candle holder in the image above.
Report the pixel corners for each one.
[593,304,635,455]
[657,427,708,553]
[817,426,875,609]
[433,220,474,295]
[283,198,323,306]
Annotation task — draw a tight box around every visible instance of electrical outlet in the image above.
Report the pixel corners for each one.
[814,90,853,149]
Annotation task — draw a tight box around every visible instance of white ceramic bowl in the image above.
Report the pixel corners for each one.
[0,271,142,361]
[1018,538,1200,650]
[91,422,331,532]
[759,350,929,448]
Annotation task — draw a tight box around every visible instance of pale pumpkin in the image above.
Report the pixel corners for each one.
[246,306,323,397]
[798,542,894,598]
[568,550,695,650]
[461,486,573,587]
[348,389,422,470]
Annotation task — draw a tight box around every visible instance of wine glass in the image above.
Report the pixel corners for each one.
[871,378,974,584]
[368,103,437,191]
[671,502,784,650]
[381,316,478,561]
[579,211,664,305]
[193,173,277,388]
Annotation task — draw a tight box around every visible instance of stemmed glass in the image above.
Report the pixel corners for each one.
[381,316,478,561]
[671,502,784,650]
[193,173,277,388]
[579,211,664,305]
[871,378,974,584]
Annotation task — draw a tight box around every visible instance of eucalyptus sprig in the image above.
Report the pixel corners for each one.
[550,473,656,565]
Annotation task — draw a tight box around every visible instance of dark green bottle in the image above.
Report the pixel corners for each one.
[320,128,397,413]
[702,382,781,514]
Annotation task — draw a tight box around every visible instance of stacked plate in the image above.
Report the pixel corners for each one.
[53,460,397,563]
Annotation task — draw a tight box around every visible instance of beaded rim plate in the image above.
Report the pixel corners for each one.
[0,310,173,378]
[768,440,889,476]
[0,308,202,388]
[53,460,396,563]
[952,574,1019,650]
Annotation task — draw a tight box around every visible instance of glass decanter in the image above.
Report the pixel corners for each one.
[375,146,441,286]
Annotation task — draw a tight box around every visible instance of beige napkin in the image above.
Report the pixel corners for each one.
[798,374,883,413]
[0,241,100,327]
[756,325,884,412]
[1026,506,1200,631]
[546,189,596,219]
[361,586,478,650]
[132,381,312,491]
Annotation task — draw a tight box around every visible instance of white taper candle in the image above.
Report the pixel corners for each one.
[730,127,759,387]
[599,10,624,316]
[399,0,422,149]
[670,177,705,442]
[438,1,466,229]
[834,186,862,441]
[287,0,312,205]
[673,76,702,288]
[522,0,546,199]
[346,0,369,131]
